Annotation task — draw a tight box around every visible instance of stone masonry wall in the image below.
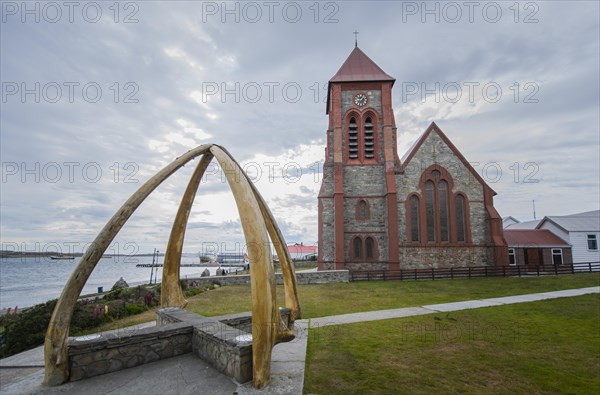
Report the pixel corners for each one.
[396,131,488,244]
[400,246,492,269]
[68,322,193,381]
[157,308,252,383]
[395,130,494,268]
[181,269,349,289]
[320,195,335,263]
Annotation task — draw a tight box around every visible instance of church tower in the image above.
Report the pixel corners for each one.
[318,46,401,270]
[318,46,508,271]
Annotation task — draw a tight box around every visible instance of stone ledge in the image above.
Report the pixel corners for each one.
[66,307,297,384]
[67,322,194,381]
[68,322,193,354]
[157,308,253,383]
[181,269,349,288]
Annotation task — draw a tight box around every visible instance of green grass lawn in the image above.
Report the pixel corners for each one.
[304,294,600,394]
[185,273,599,318]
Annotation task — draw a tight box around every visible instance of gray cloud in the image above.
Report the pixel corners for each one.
[1,1,598,252]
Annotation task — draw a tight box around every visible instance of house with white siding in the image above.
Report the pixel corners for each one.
[535,210,600,264]
[502,216,521,228]
[504,219,541,229]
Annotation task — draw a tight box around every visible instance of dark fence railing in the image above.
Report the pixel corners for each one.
[349,262,600,282]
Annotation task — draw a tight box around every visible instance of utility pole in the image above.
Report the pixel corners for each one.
[149,248,156,284]
[154,250,159,284]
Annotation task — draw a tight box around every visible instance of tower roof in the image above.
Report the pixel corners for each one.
[329,47,395,83]
[326,47,395,114]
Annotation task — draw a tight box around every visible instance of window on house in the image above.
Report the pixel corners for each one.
[348,117,358,160]
[588,234,598,250]
[364,117,374,159]
[365,237,374,259]
[353,237,362,259]
[425,181,436,242]
[455,194,466,242]
[508,248,516,265]
[410,195,420,242]
[552,248,563,265]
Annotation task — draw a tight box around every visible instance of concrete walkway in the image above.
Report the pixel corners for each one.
[307,286,600,328]
[1,286,598,394]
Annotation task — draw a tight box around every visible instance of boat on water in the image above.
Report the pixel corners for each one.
[49,256,75,260]
[216,253,249,267]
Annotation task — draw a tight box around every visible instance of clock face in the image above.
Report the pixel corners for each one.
[354,93,368,107]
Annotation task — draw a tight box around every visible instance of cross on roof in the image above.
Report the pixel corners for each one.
[353,30,359,47]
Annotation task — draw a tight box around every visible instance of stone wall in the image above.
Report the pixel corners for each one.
[395,130,496,268]
[157,308,253,383]
[181,269,349,288]
[67,306,300,384]
[319,196,335,263]
[157,308,293,384]
[399,246,492,269]
[68,322,193,381]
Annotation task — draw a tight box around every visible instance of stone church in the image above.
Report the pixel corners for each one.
[317,46,507,271]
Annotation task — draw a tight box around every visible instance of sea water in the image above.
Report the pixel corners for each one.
[0,255,230,311]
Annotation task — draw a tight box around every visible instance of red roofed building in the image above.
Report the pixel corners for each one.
[318,45,508,271]
[287,244,317,261]
[504,229,572,267]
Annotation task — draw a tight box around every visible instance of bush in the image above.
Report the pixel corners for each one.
[0,284,160,358]
[0,299,56,358]
[184,286,210,298]
[124,303,146,315]
[71,301,111,333]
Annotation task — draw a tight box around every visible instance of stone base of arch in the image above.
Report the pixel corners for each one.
[67,308,293,384]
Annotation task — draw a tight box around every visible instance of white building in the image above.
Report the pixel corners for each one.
[502,216,520,228]
[504,219,541,229]
[536,210,600,264]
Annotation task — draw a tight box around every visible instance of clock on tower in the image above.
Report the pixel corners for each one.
[354,93,368,107]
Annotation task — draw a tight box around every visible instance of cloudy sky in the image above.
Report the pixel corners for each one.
[1,1,598,256]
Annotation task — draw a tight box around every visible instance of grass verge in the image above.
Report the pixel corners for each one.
[184,273,600,318]
[304,294,600,394]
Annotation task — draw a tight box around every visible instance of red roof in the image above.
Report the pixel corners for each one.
[504,229,569,247]
[287,245,317,254]
[329,47,395,83]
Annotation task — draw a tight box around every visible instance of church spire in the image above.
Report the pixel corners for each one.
[328,47,395,83]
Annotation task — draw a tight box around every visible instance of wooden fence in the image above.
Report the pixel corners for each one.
[349,262,600,282]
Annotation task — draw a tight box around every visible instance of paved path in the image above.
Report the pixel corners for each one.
[1,286,598,394]
[306,286,600,328]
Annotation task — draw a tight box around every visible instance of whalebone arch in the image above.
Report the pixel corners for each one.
[43,144,301,389]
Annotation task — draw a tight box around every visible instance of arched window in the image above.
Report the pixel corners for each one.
[409,195,420,242]
[364,117,374,159]
[425,181,436,242]
[357,199,369,220]
[348,117,358,160]
[365,237,375,259]
[353,237,362,259]
[345,112,379,164]
[350,236,377,261]
[418,167,471,244]
[455,194,467,242]
[439,180,449,242]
